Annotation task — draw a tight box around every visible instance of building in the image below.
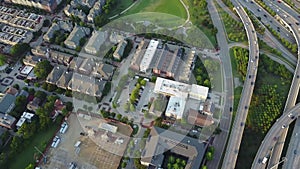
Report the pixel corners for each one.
[49,50,73,66]
[0,93,16,114]
[92,63,114,80]
[0,113,16,129]
[154,77,209,101]
[63,4,86,21]
[130,39,149,71]
[5,87,18,96]
[179,50,196,82]
[43,21,73,42]
[46,66,65,85]
[140,39,159,72]
[20,65,34,75]
[5,0,60,12]
[31,46,49,57]
[189,84,209,101]
[16,112,34,129]
[98,122,118,133]
[23,55,45,67]
[78,58,95,75]
[84,31,107,55]
[64,25,90,49]
[187,109,214,127]
[68,57,84,71]
[27,97,41,112]
[165,96,186,119]
[67,73,106,97]
[141,127,207,169]
[87,0,102,23]
[199,100,215,115]
[152,45,183,78]
[56,71,73,89]
[113,40,127,60]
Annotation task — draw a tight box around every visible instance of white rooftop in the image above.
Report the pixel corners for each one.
[154,77,190,98]
[20,65,33,75]
[166,96,186,119]
[16,112,34,128]
[140,39,159,72]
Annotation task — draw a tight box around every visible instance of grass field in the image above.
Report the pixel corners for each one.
[108,0,134,17]
[125,0,187,19]
[9,121,61,169]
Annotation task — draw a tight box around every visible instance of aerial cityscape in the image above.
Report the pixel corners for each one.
[0,0,299,169]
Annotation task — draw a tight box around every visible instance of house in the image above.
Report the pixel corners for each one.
[187,109,214,127]
[67,73,106,97]
[78,58,96,75]
[16,112,34,129]
[87,0,102,23]
[0,113,16,129]
[64,25,90,49]
[5,87,18,96]
[140,39,159,72]
[84,31,107,55]
[27,97,41,112]
[92,63,114,80]
[130,39,149,71]
[63,5,87,21]
[68,57,84,71]
[56,71,73,89]
[141,127,207,169]
[199,100,215,116]
[179,50,196,82]
[5,0,60,12]
[113,40,128,60]
[23,55,45,67]
[46,66,65,85]
[51,99,65,118]
[0,93,16,114]
[31,46,49,57]
[49,50,73,66]
[43,21,73,42]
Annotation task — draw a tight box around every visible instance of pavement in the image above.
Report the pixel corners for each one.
[221,1,260,169]
[205,1,234,168]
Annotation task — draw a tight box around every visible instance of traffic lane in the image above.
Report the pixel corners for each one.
[252,104,300,169]
[265,0,300,19]
[239,0,295,42]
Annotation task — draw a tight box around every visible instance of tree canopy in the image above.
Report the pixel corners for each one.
[34,60,53,79]
[10,43,30,57]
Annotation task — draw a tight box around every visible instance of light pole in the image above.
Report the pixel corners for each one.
[269,157,287,169]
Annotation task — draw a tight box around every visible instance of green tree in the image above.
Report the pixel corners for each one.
[0,54,6,66]
[10,43,30,57]
[206,152,213,161]
[25,163,34,169]
[121,161,127,168]
[116,114,122,121]
[34,60,53,79]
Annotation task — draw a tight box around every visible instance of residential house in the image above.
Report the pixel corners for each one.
[78,58,95,75]
[92,63,114,80]
[64,25,90,49]
[68,57,84,71]
[56,71,73,89]
[49,50,73,66]
[113,40,127,60]
[0,113,16,129]
[0,93,16,114]
[27,97,41,112]
[5,87,18,96]
[46,66,65,85]
[84,31,107,55]
[16,112,34,129]
[23,55,45,67]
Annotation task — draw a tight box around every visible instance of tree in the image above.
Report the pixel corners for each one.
[130,103,135,112]
[13,84,19,90]
[0,54,6,66]
[201,166,208,169]
[34,60,53,79]
[34,91,47,100]
[10,43,30,57]
[110,112,116,118]
[94,15,108,27]
[102,82,111,96]
[66,102,73,111]
[121,161,127,168]
[10,136,22,153]
[206,152,213,161]
[116,114,122,121]
[25,163,34,169]
[101,110,110,118]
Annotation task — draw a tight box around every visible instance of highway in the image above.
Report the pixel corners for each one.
[221,1,260,168]
[251,104,300,169]
[250,0,300,168]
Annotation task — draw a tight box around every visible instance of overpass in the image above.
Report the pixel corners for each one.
[251,0,300,168]
[221,2,260,168]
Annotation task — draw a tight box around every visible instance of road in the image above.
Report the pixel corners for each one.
[250,0,300,168]
[251,104,300,169]
[221,1,260,168]
[205,0,234,168]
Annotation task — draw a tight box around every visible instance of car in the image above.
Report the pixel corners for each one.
[229,107,233,112]
[282,124,286,129]
[297,75,299,78]
[134,139,138,145]
[14,73,17,76]
[257,8,261,12]
[251,82,254,85]
[249,75,252,79]
[240,122,244,126]
[245,106,248,109]
[296,22,299,25]
[263,14,267,18]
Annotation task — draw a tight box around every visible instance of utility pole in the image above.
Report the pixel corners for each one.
[269,157,287,169]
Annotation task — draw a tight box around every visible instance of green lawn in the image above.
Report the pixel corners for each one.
[108,0,134,17]
[9,121,61,169]
[125,0,187,19]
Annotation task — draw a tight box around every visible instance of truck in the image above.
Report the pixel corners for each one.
[262,157,268,164]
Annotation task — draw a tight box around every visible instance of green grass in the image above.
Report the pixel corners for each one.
[125,0,187,19]
[108,0,134,17]
[9,120,62,169]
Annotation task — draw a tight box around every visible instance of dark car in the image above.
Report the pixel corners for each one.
[229,107,233,112]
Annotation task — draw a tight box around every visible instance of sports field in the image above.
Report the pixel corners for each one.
[126,0,187,19]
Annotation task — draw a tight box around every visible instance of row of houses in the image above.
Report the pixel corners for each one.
[0,5,44,32]
[0,24,33,45]
[43,20,73,42]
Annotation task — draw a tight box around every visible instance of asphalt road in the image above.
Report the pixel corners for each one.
[205,1,234,168]
[221,1,259,169]
[251,103,300,169]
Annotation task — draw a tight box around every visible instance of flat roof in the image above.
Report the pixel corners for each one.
[98,123,118,133]
[20,65,33,75]
[140,39,159,72]
[190,84,209,100]
[166,96,186,119]
[154,77,190,98]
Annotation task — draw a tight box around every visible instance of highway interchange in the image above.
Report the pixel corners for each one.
[214,0,300,169]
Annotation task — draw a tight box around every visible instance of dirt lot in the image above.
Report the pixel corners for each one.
[41,112,132,169]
